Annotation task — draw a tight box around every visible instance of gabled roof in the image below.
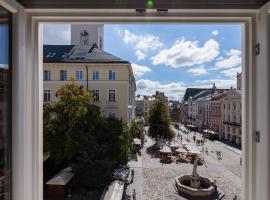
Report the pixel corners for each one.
[43,44,129,64]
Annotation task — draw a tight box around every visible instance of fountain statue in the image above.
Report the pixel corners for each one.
[175,153,217,197]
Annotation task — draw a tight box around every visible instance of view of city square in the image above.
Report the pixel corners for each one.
[42,23,242,200]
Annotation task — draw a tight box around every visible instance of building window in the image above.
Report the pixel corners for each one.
[44,70,51,81]
[93,71,99,80]
[75,70,83,80]
[228,103,231,110]
[233,104,236,110]
[44,90,51,102]
[60,70,67,81]
[92,89,99,101]
[109,70,116,80]
[109,89,116,102]
[224,104,225,109]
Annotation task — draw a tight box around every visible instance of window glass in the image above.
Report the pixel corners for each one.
[0,7,11,200]
[108,70,116,80]
[93,71,99,80]
[44,90,51,102]
[109,89,116,102]
[44,70,51,81]
[75,70,83,80]
[60,70,67,81]
[92,89,99,101]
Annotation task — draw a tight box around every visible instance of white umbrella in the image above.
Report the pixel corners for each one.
[159,146,172,154]
[170,143,180,148]
[176,148,187,154]
[189,148,201,155]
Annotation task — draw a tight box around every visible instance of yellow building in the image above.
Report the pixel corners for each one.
[43,44,136,123]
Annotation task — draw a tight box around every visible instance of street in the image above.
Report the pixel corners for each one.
[126,124,242,200]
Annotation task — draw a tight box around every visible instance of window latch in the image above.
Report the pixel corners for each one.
[255,131,260,143]
[255,43,260,55]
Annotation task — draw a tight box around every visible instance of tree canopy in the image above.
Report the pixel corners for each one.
[148,97,174,141]
[44,83,133,191]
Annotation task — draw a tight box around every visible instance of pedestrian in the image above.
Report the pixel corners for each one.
[131,169,134,182]
[233,195,237,200]
[240,157,242,166]
[132,189,136,200]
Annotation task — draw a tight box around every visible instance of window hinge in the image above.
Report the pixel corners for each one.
[255,43,260,55]
[255,131,260,143]
[157,9,168,14]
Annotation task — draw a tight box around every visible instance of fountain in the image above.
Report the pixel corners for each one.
[175,152,217,198]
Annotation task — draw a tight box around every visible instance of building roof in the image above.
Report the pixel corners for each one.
[43,44,129,64]
[183,88,208,101]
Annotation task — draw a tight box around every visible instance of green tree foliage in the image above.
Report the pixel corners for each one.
[43,83,133,191]
[148,97,174,142]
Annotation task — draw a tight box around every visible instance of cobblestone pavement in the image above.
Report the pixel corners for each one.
[127,125,242,200]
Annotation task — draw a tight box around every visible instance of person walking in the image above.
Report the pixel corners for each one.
[132,189,136,200]
[131,169,134,182]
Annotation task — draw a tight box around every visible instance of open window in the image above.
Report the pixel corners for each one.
[0,0,269,199]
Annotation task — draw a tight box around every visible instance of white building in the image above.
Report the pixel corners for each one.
[71,24,104,49]
[220,90,242,146]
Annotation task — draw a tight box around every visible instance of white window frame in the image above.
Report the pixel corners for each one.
[60,70,67,81]
[92,71,99,80]
[108,89,116,102]
[75,70,83,80]
[5,1,270,200]
[43,90,51,102]
[92,89,100,102]
[108,70,116,80]
[43,70,51,81]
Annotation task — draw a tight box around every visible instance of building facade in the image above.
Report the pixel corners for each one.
[43,44,136,123]
[135,95,155,117]
[220,90,242,146]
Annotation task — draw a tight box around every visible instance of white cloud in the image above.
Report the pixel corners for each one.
[215,49,242,69]
[43,24,70,45]
[136,79,186,100]
[187,65,208,76]
[131,63,152,78]
[211,30,219,36]
[221,67,242,78]
[193,78,236,89]
[151,38,220,68]
[120,29,163,61]
[0,64,8,69]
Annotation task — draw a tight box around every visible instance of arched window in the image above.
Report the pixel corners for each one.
[80,30,89,45]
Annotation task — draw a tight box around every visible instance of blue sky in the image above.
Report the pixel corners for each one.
[43,24,242,100]
[0,25,9,67]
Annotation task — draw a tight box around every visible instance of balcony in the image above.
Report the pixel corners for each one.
[223,121,241,127]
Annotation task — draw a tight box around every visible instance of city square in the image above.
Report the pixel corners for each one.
[126,125,242,200]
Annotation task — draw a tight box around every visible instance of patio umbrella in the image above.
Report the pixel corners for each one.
[176,148,187,154]
[189,148,201,155]
[159,146,172,154]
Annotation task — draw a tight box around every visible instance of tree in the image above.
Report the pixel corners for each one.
[43,83,94,165]
[148,97,174,142]
[44,82,133,191]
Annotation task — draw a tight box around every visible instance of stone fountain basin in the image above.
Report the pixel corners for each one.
[175,175,216,197]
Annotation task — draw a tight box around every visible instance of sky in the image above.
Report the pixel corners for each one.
[0,25,9,68]
[43,24,242,100]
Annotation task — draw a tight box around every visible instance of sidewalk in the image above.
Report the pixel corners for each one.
[126,152,144,199]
